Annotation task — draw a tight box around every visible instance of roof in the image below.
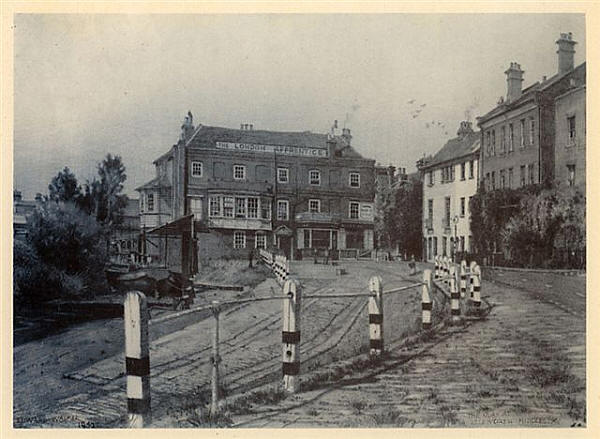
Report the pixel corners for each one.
[478,61,586,123]
[420,131,480,170]
[135,175,171,191]
[186,125,366,159]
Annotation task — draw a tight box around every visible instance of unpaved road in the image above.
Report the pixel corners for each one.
[13,260,421,428]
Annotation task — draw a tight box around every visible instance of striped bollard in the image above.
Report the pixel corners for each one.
[433,256,438,279]
[472,264,482,307]
[449,265,461,324]
[368,276,384,357]
[460,260,467,299]
[469,261,476,299]
[282,278,302,393]
[422,269,432,330]
[124,291,151,427]
[444,256,450,286]
[285,259,290,281]
[436,256,441,279]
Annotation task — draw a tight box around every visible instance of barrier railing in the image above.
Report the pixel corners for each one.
[122,257,486,427]
[259,249,289,284]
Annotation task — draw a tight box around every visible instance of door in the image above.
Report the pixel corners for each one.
[279,236,291,259]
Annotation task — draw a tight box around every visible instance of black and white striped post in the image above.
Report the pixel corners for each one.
[285,258,290,281]
[433,256,439,279]
[210,300,221,415]
[460,260,467,299]
[449,264,461,324]
[472,264,482,307]
[469,261,476,299]
[422,269,432,330]
[282,278,302,393]
[368,276,384,357]
[444,256,450,286]
[124,291,151,427]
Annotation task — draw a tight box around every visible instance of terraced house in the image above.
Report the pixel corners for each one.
[419,121,480,262]
[478,32,586,191]
[136,114,376,273]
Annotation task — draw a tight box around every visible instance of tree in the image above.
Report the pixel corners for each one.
[390,175,422,259]
[48,166,81,203]
[97,154,128,225]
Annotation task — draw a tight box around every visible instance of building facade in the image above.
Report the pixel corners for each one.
[478,33,586,191]
[109,198,141,265]
[136,115,376,269]
[554,84,586,189]
[13,190,42,238]
[419,121,480,262]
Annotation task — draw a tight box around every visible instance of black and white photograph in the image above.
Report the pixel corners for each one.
[4,5,594,432]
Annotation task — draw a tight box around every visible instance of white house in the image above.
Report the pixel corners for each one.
[419,121,480,262]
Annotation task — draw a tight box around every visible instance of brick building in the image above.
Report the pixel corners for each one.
[554,84,586,189]
[477,33,586,190]
[136,115,376,272]
[419,121,480,262]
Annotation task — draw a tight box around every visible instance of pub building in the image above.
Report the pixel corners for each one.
[136,113,376,274]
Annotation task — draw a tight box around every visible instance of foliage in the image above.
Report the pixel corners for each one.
[471,183,585,268]
[48,166,81,203]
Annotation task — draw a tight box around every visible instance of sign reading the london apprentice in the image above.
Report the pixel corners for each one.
[215,141,328,158]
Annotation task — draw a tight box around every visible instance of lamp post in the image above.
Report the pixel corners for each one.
[452,215,459,263]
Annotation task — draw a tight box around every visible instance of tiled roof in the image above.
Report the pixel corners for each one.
[135,175,171,191]
[186,125,365,159]
[421,131,480,169]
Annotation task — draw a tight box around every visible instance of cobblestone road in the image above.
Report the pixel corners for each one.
[233,271,586,428]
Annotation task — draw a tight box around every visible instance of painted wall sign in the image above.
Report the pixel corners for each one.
[215,141,328,158]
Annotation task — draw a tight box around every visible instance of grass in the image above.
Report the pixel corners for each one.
[224,386,289,415]
[348,399,369,414]
[370,409,408,426]
[186,409,233,428]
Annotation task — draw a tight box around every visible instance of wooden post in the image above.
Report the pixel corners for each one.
[124,291,151,427]
[282,279,302,393]
[368,276,384,357]
[210,300,221,415]
[449,265,461,324]
[472,264,482,307]
[469,261,477,299]
[422,269,432,330]
[460,260,467,298]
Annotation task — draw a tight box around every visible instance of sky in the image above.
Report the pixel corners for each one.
[13,13,586,199]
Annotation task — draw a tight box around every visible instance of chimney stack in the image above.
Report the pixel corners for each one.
[456,121,474,138]
[504,62,524,103]
[556,32,576,75]
[341,127,352,145]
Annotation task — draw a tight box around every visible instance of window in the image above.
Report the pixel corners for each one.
[349,201,360,219]
[233,231,246,249]
[235,197,246,217]
[567,165,576,187]
[460,162,466,180]
[491,171,496,190]
[520,166,526,187]
[469,160,474,179]
[261,199,271,219]
[247,197,258,218]
[508,168,514,189]
[520,119,526,147]
[433,237,438,256]
[508,123,514,152]
[309,170,321,185]
[209,196,221,216]
[308,199,321,213]
[233,165,246,180]
[147,193,154,212]
[444,197,451,227]
[140,196,145,213]
[191,161,203,177]
[427,199,433,228]
[568,116,576,143]
[529,117,535,145]
[500,126,506,153]
[528,164,535,185]
[486,132,491,156]
[428,171,434,186]
[442,237,447,257]
[223,196,234,218]
[460,236,465,253]
[312,230,331,248]
[492,130,496,155]
[349,172,360,187]
[460,197,465,217]
[500,169,506,189]
[485,173,490,190]
[190,198,202,219]
[277,167,289,184]
[468,196,473,213]
[277,200,289,220]
[255,233,267,249]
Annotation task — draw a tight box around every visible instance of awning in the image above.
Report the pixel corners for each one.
[147,214,194,236]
